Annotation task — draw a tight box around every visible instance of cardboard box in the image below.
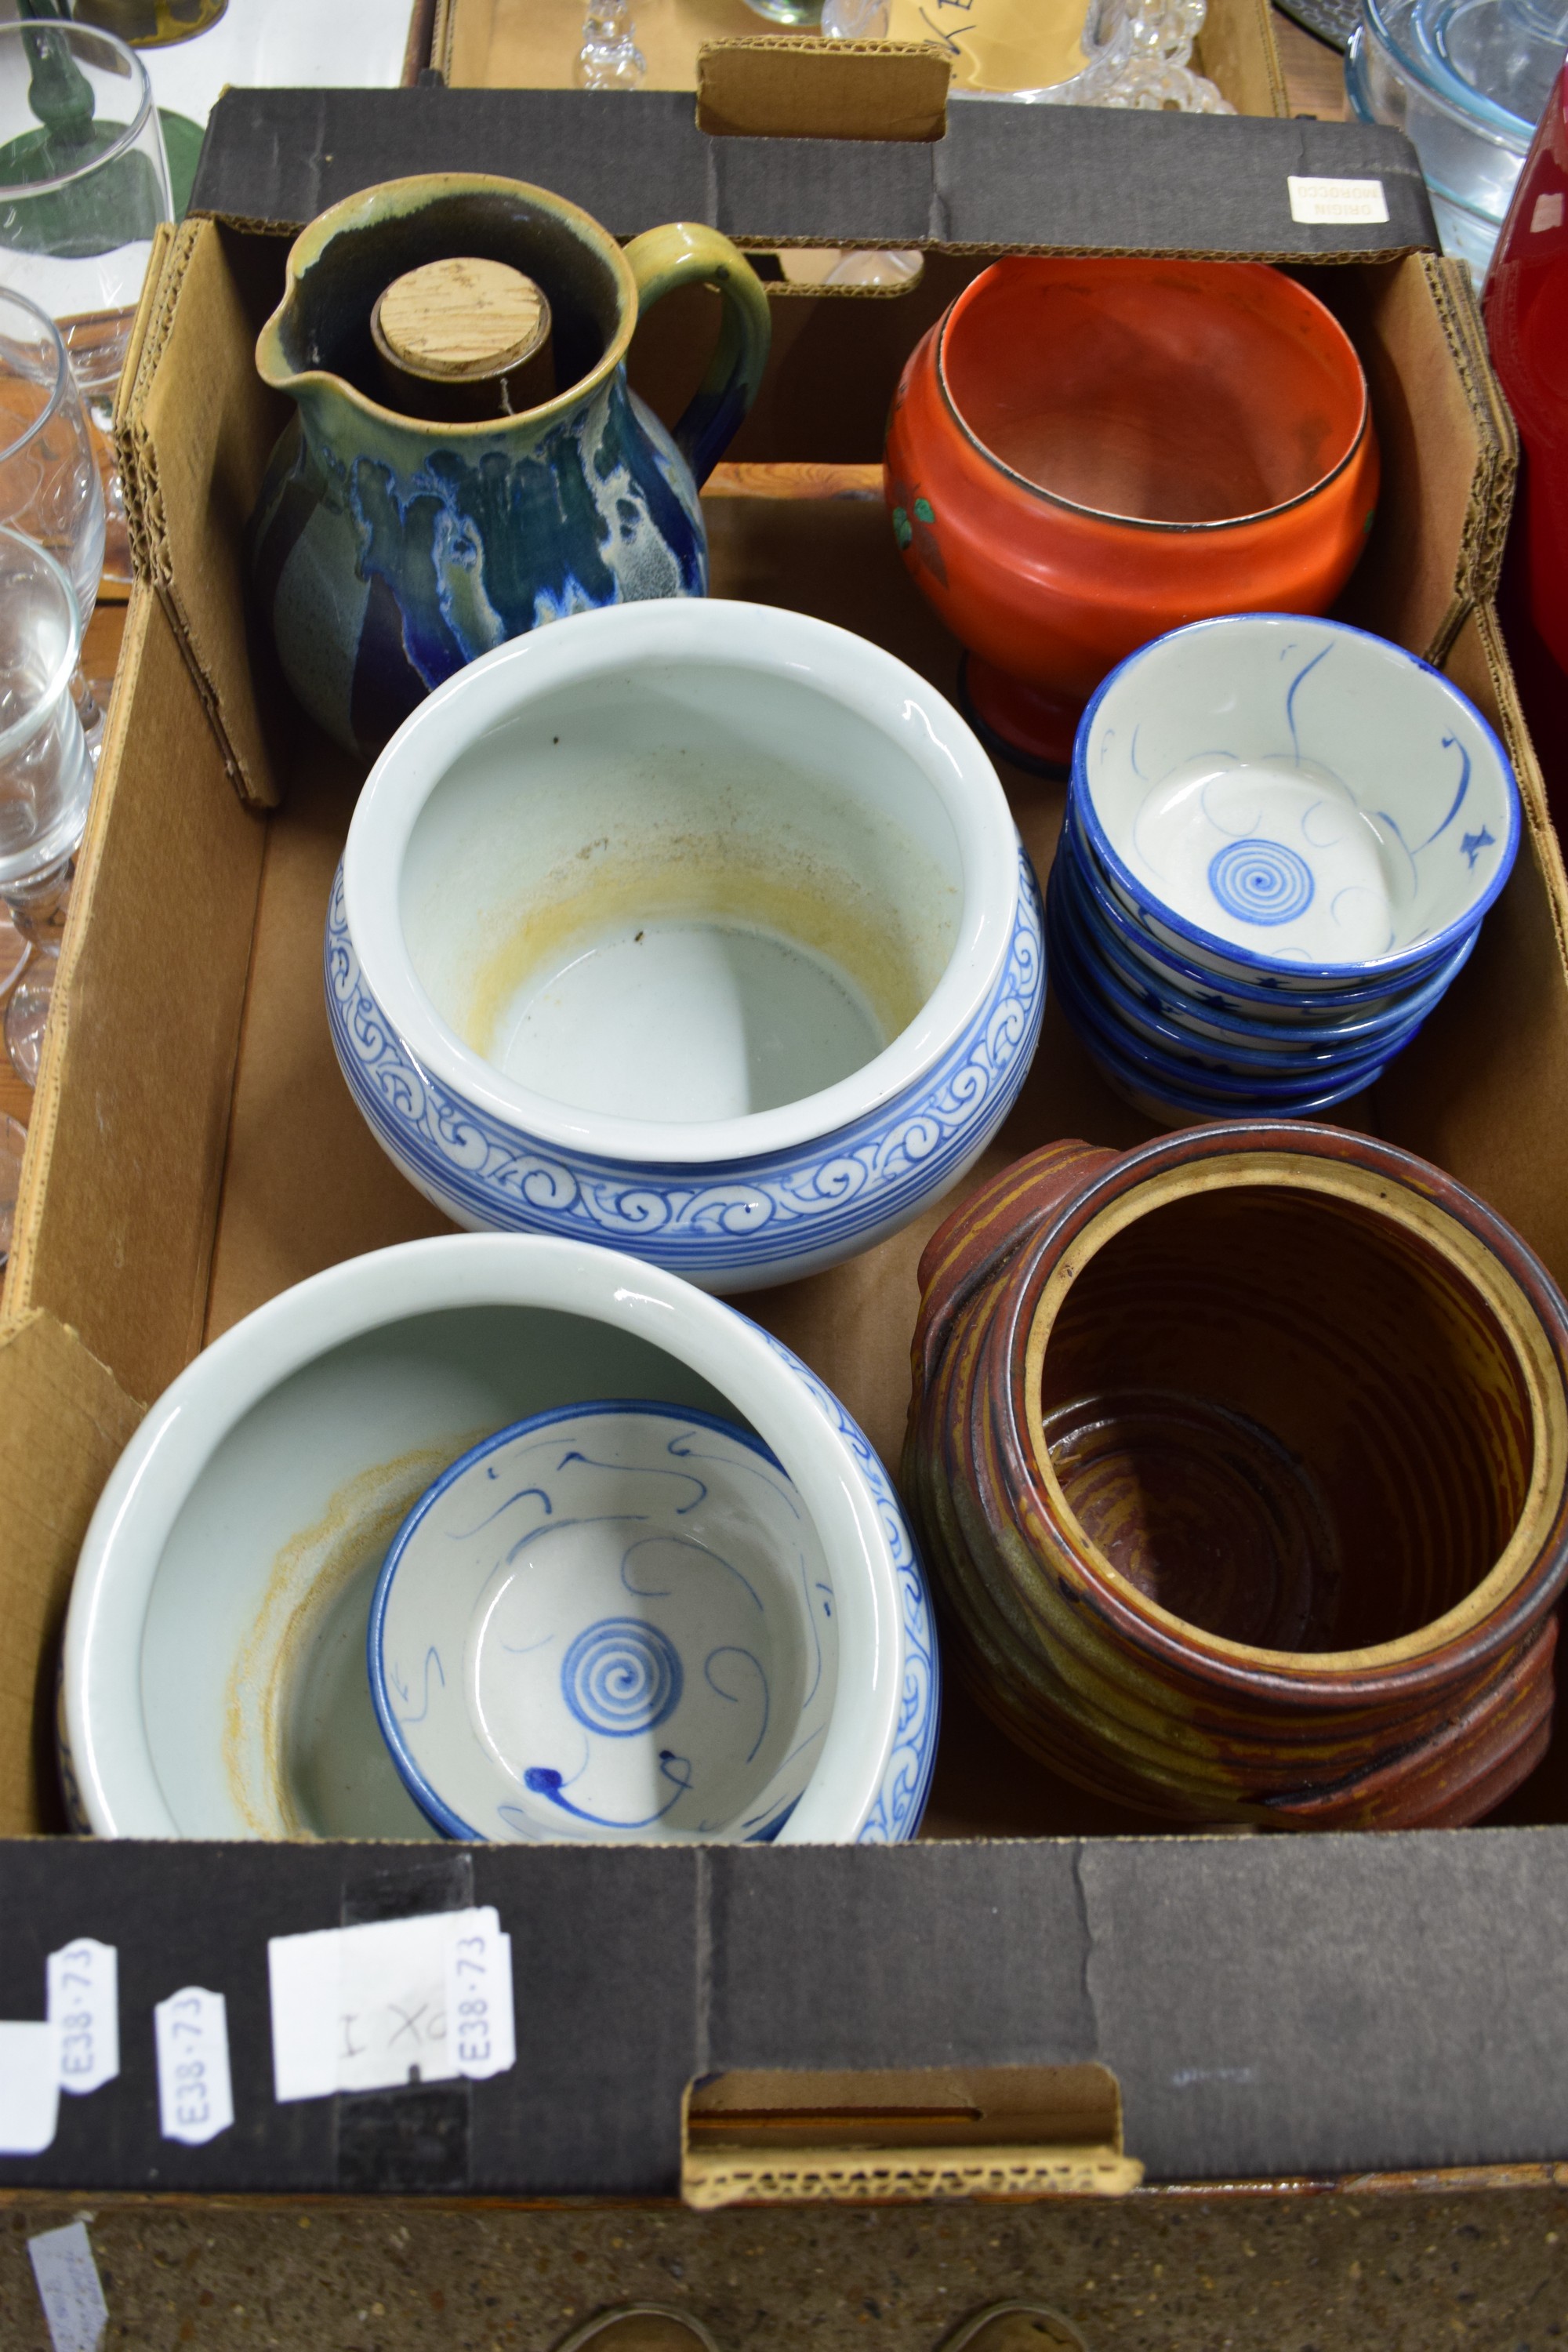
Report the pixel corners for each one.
[432,0,1290,125]
[5,86,1568,2198]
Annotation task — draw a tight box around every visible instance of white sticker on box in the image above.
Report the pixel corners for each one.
[268,1906,516,2103]
[28,2221,110,2352]
[48,1938,119,2096]
[153,1986,234,2145]
[444,1911,515,2082]
[0,2020,60,2154]
[1287,175,1390,226]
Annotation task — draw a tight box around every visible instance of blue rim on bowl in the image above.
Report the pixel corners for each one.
[1061,798,1468,1020]
[1050,927,1404,1112]
[1071,612,1521,986]
[1059,976,1400,1119]
[1046,859,1428,1080]
[1054,826,1472,1047]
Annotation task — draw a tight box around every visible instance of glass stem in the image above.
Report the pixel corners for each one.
[5,850,74,950]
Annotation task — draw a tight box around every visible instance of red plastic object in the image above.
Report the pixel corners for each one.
[1485,62,1568,820]
[884,257,1381,770]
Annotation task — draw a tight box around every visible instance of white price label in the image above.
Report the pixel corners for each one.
[0,2020,60,2155]
[443,1909,514,2082]
[269,1905,516,2103]
[27,2221,110,2352]
[1287,175,1390,226]
[153,1986,234,2146]
[48,1937,119,2096]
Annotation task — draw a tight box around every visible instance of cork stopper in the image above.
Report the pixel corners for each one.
[370,256,556,420]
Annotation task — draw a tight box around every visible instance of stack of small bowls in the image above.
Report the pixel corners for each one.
[1047,612,1521,1126]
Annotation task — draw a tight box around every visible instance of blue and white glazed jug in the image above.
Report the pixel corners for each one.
[249,174,771,757]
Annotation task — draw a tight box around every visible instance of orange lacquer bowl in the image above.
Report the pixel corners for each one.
[884,256,1381,770]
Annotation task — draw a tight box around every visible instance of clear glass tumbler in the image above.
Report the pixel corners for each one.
[0,20,173,586]
[0,523,93,1086]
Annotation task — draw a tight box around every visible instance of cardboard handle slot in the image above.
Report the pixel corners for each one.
[695,39,950,142]
[681,2064,1144,2207]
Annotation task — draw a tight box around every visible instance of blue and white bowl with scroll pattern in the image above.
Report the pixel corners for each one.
[328,597,1044,1291]
[1049,612,1519,1123]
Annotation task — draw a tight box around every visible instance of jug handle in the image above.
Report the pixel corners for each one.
[624,223,771,489]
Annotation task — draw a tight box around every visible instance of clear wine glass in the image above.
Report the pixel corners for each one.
[0,20,173,590]
[0,523,93,1087]
[0,285,102,1000]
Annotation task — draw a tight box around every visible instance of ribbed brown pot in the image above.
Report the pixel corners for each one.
[902,1125,1568,1828]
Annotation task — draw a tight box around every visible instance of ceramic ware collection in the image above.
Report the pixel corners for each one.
[51,173,1568,1854]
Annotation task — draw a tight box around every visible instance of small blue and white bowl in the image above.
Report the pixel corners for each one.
[1076,613,1519,986]
[1047,912,1410,1117]
[1051,612,1519,1123]
[1053,908,1421,1089]
[1048,852,1433,1076]
[372,1401,843,1844]
[328,597,1044,1292]
[1064,799,1470,1025]
[1052,836,1472,1054]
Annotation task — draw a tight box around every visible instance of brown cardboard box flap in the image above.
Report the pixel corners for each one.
[434,0,1288,118]
[0,1309,144,1836]
[1193,0,1288,119]
[116,216,292,811]
[695,39,951,141]
[9,588,268,1407]
[1322,252,1514,664]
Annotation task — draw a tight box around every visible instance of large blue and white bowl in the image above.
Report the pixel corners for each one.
[328,599,1044,1291]
[1075,612,1519,989]
[62,1235,938,1845]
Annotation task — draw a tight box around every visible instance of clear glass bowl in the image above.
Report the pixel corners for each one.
[1348,0,1567,274]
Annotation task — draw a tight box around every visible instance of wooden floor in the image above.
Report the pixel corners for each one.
[1272,4,1352,113]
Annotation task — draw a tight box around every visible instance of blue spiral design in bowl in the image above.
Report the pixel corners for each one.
[1207,839,1316,927]
[562,1616,684,1737]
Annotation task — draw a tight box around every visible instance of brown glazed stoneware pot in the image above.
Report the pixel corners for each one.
[903,1123,1568,1828]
